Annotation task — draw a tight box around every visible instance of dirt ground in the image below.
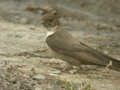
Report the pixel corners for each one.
[0,0,120,90]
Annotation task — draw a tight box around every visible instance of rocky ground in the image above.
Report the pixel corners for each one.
[0,0,120,90]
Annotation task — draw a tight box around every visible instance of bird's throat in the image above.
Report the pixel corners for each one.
[46,31,55,37]
[46,26,57,37]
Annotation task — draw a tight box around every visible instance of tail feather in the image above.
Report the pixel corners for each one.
[110,57,120,71]
[80,42,120,71]
[98,51,120,71]
[100,52,120,71]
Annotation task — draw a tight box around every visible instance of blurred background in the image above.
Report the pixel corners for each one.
[0,0,120,90]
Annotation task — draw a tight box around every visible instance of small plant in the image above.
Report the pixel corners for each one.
[84,84,91,90]
[64,80,74,90]
[63,79,92,90]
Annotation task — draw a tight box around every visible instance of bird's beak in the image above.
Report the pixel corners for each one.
[25,5,53,13]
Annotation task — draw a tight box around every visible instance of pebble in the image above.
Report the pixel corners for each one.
[33,74,46,80]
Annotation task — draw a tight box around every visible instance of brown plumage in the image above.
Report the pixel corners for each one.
[46,29,120,71]
[25,5,60,27]
[41,10,60,28]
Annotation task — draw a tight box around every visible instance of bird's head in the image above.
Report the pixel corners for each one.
[25,6,61,36]
[41,8,60,28]
[40,7,61,37]
[25,5,61,28]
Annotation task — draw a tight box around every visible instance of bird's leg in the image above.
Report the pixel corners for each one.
[103,60,112,72]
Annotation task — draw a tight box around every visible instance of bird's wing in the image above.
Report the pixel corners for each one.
[47,35,107,65]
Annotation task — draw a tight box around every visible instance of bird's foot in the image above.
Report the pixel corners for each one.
[103,60,112,73]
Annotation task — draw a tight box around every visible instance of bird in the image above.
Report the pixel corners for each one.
[45,27,120,71]
[25,6,120,71]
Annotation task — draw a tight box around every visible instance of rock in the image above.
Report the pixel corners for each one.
[33,74,46,80]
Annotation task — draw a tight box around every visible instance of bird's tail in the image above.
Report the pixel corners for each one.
[110,57,120,71]
[80,42,120,71]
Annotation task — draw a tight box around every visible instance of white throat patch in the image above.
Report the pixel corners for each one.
[46,31,55,37]
[46,26,57,37]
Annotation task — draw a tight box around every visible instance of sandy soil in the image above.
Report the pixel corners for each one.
[0,0,120,90]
